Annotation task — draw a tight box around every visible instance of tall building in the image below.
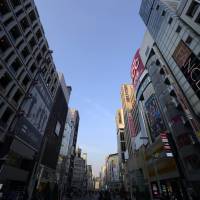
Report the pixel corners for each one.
[0,0,62,198]
[31,75,69,199]
[120,84,135,158]
[65,109,80,193]
[115,109,126,187]
[71,148,87,193]
[139,0,200,198]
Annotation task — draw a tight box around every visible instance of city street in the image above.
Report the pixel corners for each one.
[0,0,200,200]
[63,194,124,200]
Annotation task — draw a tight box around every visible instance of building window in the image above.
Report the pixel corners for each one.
[10,25,21,40]
[25,3,31,10]
[16,9,23,17]
[36,53,42,63]
[0,72,12,89]
[22,75,30,87]
[29,37,36,49]
[6,83,15,98]
[156,5,159,10]
[0,101,5,110]
[168,17,173,24]
[30,63,37,74]
[29,10,37,23]
[17,69,24,80]
[36,29,42,40]
[20,17,29,31]
[47,77,51,86]
[185,36,193,45]
[42,45,47,55]
[4,17,14,27]
[13,89,23,103]
[161,10,166,16]
[186,1,200,18]
[11,58,22,73]
[176,25,182,33]
[11,0,21,8]
[1,107,13,124]
[0,36,11,52]
[21,47,30,59]
[195,12,200,24]
[0,0,10,16]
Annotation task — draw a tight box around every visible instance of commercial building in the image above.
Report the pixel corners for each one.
[65,108,80,193]
[0,0,61,198]
[105,153,121,191]
[116,109,126,187]
[99,165,106,190]
[71,148,87,193]
[120,84,135,158]
[139,0,200,198]
[30,74,69,200]
[86,165,93,191]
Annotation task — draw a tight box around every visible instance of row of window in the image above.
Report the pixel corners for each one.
[0,33,57,96]
[186,0,200,24]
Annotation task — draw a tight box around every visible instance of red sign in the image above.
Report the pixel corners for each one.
[131,49,145,89]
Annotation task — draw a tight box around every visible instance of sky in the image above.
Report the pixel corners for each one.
[35,0,145,176]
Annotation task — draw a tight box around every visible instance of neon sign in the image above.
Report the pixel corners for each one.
[131,49,145,89]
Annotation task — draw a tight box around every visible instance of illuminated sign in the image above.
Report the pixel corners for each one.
[131,49,145,89]
[160,132,173,157]
[173,40,200,99]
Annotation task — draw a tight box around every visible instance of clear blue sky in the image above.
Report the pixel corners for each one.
[35,0,145,176]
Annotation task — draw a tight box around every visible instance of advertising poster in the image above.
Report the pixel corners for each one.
[173,40,200,99]
[145,95,166,142]
[15,76,53,150]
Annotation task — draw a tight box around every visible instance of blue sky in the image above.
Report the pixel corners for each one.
[35,0,145,176]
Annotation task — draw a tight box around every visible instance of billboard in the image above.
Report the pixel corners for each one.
[15,75,52,150]
[160,132,173,157]
[145,95,166,142]
[131,49,145,89]
[173,40,200,99]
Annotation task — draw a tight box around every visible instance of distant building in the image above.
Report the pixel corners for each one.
[94,177,100,191]
[105,153,120,191]
[115,109,126,187]
[65,109,80,192]
[87,165,93,191]
[71,148,87,192]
